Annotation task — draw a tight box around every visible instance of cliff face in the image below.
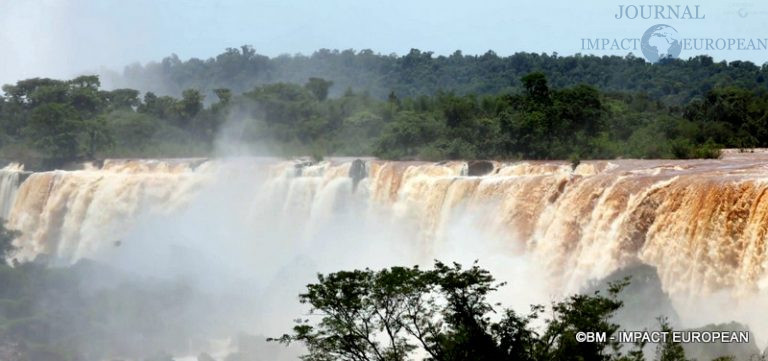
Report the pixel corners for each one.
[2,153,768,303]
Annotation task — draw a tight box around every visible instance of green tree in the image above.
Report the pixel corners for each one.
[374,111,445,159]
[521,72,551,106]
[25,103,84,166]
[305,78,334,101]
[272,262,642,361]
[213,88,232,105]
[105,110,159,153]
[536,280,627,361]
[107,88,141,110]
[655,317,688,361]
[68,75,104,116]
[81,116,114,158]
[178,89,204,123]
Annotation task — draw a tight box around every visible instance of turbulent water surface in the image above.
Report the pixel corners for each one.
[3,152,768,340]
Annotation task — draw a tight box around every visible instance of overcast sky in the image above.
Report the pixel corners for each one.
[1,0,767,86]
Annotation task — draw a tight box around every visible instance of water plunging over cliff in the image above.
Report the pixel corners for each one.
[2,154,768,333]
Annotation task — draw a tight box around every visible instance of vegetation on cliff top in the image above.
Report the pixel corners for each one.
[110,46,768,103]
[4,48,768,168]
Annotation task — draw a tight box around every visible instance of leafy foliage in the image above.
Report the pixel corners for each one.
[656,318,688,361]
[110,46,768,104]
[271,261,648,361]
[6,67,768,168]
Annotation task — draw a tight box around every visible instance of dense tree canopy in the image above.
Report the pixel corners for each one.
[109,46,768,104]
[270,261,701,361]
[3,66,768,168]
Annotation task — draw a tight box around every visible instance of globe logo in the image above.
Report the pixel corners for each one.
[640,24,682,63]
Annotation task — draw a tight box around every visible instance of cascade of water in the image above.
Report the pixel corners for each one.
[4,155,768,303]
[0,163,24,220]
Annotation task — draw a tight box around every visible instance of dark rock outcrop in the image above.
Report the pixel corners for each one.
[293,159,314,176]
[467,160,495,176]
[349,159,367,192]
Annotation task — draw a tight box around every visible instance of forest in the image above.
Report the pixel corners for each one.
[0,52,768,169]
[2,47,768,360]
[109,46,768,103]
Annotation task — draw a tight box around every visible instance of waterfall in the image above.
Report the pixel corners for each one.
[0,162,23,220]
[4,154,768,304]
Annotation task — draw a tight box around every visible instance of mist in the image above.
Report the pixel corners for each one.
[3,114,768,360]
[3,2,768,358]
[3,107,556,359]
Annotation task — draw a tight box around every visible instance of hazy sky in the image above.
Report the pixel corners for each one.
[1,0,767,86]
